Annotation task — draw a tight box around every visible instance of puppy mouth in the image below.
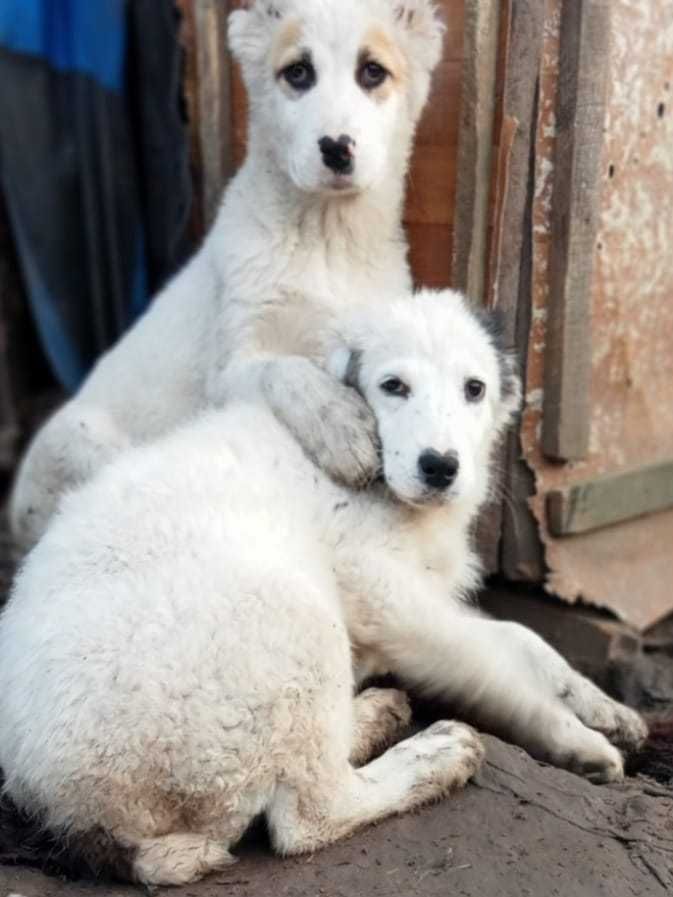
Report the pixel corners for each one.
[392,486,459,510]
[324,173,359,193]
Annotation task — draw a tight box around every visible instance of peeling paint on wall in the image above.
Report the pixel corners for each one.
[521,0,673,630]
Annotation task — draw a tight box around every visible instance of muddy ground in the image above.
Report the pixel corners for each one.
[0,510,671,897]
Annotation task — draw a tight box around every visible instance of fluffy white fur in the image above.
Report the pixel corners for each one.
[0,291,646,887]
[10,0,446,552]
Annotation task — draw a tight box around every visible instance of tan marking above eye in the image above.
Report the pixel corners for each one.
[359,25,408,99]
[271,18,303,74]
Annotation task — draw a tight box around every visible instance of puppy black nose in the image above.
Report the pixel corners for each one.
[318,134,355,174]
[418,449,459,491]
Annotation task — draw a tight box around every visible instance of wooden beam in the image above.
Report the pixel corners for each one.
[452,0,501,303]
[178,0,234,233]
[542,0,612,461]
[492,0,546,582]
[547,460,673,536]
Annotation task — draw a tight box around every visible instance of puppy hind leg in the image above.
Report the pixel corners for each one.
[268,720,484,856]
[9,402,131,553]
[349,687,412,766]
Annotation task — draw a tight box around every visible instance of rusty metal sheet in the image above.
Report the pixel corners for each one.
[521,0,673,631]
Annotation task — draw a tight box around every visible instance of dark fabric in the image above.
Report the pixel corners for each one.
[0,1,192,392]
[127,0,192,295]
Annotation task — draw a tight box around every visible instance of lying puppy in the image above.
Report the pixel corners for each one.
[0,291,646,887]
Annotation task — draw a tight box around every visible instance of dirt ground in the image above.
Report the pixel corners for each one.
[0,736,671,897]
[0,511,671,897]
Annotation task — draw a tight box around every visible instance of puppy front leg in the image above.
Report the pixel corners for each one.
[262,356,381,487]
[347,566,626,782]
[466,617,648,752]
[217,353,380,487]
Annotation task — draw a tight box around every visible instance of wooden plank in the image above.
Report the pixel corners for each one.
[547,460,673,536]
[407,223,453,290]
[542,0,612,461]
[492,0,546,582]
[451,0,503,572]
[405,148,457,225]
[178,0,234,233]
[452,0,501,302]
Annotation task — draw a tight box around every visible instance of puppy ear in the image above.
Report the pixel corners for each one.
[228,2,284,67]
[474,307,507,352]
[497,353,523,430]
[392,1,445,122]
[394,1,445,73]
[326,346,363,389]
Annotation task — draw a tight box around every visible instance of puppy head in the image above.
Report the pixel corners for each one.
[328,289,521,510]
[228,0,445,195]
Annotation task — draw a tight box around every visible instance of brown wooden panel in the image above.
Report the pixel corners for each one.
[178,0,234,231]
[414,60,462,147]
[405,0,464,287]
[542,0,612,461]
[451,0,500,303]
[407,223,453,290]
[490,0,546,582]
[405,147,457,225]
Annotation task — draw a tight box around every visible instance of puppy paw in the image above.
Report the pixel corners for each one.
[548,713,625,784]
[395,720,485,795]
[560,677,648,753]
[313,389,380,487]
[350,688,412,765]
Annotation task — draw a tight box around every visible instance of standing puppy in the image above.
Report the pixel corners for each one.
[10,0,445,552]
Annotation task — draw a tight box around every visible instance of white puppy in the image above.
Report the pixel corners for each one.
[10,0,445,552]
[0,290,646,887]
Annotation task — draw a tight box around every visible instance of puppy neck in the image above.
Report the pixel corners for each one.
[238,126,410,259]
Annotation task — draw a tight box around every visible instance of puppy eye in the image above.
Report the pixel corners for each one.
[282,60,316,91]
[465,379,486,402]
[358,61,389,90]
[380,377,410,398]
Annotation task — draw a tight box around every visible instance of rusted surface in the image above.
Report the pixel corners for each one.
[521,0,673,630]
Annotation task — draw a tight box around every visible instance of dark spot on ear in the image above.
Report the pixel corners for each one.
[471,305,520,403]
[474,307,507,353]
[559,685,573,700]
[500,353,522,403]
[344,350,363,391]
[333,501,349,512]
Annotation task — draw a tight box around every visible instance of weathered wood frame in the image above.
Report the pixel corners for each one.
[542,0,612,461]
[453,0,547,577]
[547,461,673,536]
[452,0,500,304]
[179,0,234,233]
